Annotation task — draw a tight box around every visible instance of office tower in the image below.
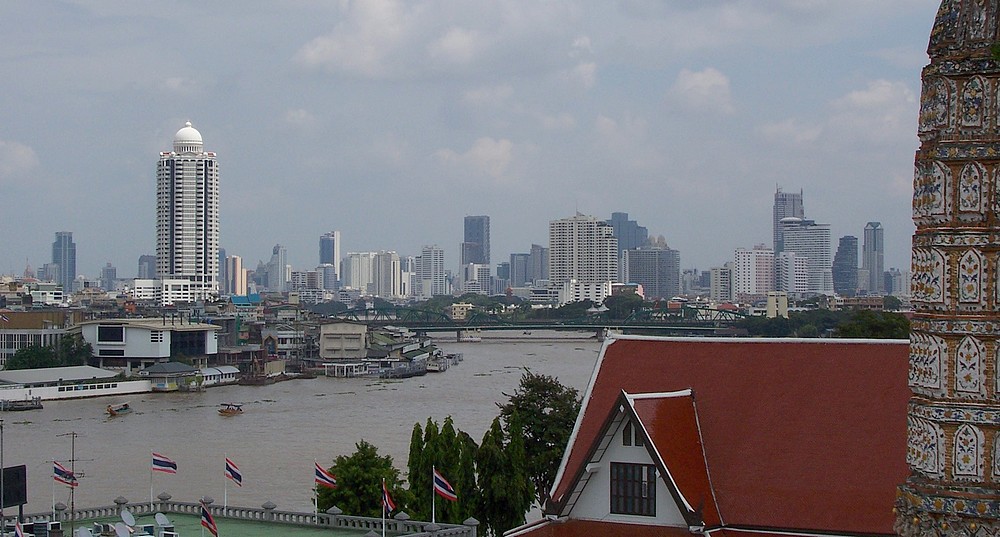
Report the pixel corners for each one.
[710,264,733,302]
[137,255,156,280]
[319,231,342,282]
[417,245,446,299]
[317,264,338,291]
[780,218,832,295]
[265,244,288,292]
[343,252,376,292]
[509,253,530,287]
[775,251,809,297]
[733,245,775,302]
[462,263,492,295]
[225,255,246,295]
[607,212,649,260]
[155,121,220,300]
[773,187,804,254]
[373,251,401,298]
[548,214,618,302]
[462,216,490,265]
[832,236,859,297]
[621,247,680,300]
[51,231,76,292]
[100,263,117,291]
[528,244,549,284]
[898,5,1000,533]
[886,267,909,297]
[862,222,884,295]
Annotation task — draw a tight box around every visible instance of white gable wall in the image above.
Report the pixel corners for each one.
[568,413,688,527]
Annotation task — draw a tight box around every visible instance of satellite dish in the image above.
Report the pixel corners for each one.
[154,513,170,526]
[114,522,129,537]
[75,529,93,537]
[121,510,135,527]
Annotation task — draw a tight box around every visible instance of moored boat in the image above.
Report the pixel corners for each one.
[0,397,43,411]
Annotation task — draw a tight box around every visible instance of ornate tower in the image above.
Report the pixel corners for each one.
[896,2,1000,535]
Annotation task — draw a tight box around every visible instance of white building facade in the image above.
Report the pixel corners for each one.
[780,217,833,295]
[733,245,774,302]
[548,214,618,305]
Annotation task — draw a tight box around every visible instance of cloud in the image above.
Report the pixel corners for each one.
[283,108,318,129]
[827,79,916,145]
[434,137,514,181]
[592,113,662,171]
[572,62,597,88]
[759,119,822,145]
[0,140,39,183]
[427,27,484,65]
[161,77,201,95]
[668,67,735,114]
[462,84,514,106]
[293,0,408,78]
[540,112,577,130]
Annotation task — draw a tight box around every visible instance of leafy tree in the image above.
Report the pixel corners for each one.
[438,417,462,523]
[883,295,903,311]
[316,440,408,517]
[5,345,59,370]
[603,293,645,320]
[836,310,910,339]
[57,334,92,365]
[498,369,581,507]
[476,417,532,536]
[406,417,476,523]
[454,431,479,521]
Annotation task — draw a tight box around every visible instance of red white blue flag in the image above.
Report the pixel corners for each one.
[314,462,337,489]
[13,520,24,537]
[53,461,78,487]
[0,314,9,323]
[151,452,177,474]
[225,457,242,487]
[433,468,458,501]
[200,501,218,537]
[382,479,396,512]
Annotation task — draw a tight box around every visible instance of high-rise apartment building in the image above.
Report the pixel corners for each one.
[225,255,247,296]
[319,231,342,282]
[775,251,809,297]
[265,244,288,292]
[780,218,833,295]
[862,222,884,295]
[343,252,376,293]
[461,216,491,266]
[832,236,859,297]
[509,254,529,287]
[528,244,549,284]
[710,264,734,303]
[773,188,804,254]
[607,212,649,259]
[416,245,446,299]
[373,251,402,299]
[155,122,219,300]
[733,245,774,302]
[100,263,117,292]
[137,255,156,280]
[548,214,618,304]
[621,247,680,300]
[51,231,76,293]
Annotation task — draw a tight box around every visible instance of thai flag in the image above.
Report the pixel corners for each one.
[382,479,396,513]
[433,468,458,501]
[0,314,9,323]
[200,501,218,537]
[314,462,337,489]
[225,457,242,487]
[152,452,177,474]
[53,461,78,487]
[13,520,24,537]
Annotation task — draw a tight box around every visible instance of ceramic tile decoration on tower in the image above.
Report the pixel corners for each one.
[896,2,1000,535]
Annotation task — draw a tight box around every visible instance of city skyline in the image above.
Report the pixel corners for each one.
[0,2,933,277]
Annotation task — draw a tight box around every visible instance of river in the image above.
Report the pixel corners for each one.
[5,332,601,517]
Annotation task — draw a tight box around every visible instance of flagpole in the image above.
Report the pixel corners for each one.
[149,450,154,511]
[223,453,228,510]
[431,465,436,524]
[312,459,317,522]
[381,477,386,537]
[50,459,55,521]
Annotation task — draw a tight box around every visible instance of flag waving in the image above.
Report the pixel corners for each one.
[225,457,242,487]
[53,461,78,487]
[433,468,458,501]
[13,520,24,537]
[200,501,218,537]
[151,452,177,474]
[314,462,337,489]
[382,478,396,513]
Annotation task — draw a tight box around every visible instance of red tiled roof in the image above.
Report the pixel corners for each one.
[507,518,694,537]
[549,336,910,535]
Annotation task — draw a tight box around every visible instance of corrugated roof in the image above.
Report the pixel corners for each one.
[77,318,220,332]
[547,335,910,536]
[0,365,118,385]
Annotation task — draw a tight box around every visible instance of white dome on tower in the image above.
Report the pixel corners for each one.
[173,121,203,153]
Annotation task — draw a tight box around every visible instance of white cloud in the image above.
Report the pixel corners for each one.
[540,112,576,130]
[427,27,483,65]
[759,119,822,145]
[462,84,514,106]
[283,108,318,129]
[828,79,916,145]
[435,137,514,181]
[293,0,407,78]
[572,62,597,88]
[0,140,39,182]
[592,113,662,171]
[669,67,735,114]
[161,77,201,95]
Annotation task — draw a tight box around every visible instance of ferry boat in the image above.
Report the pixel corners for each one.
[218,403,243,416]
[0,397,42,411]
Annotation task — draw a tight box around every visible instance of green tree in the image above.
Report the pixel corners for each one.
[476,417,532,536]
[5,345,59,370]
[603,293,645,320]
[455,431,479,521]
[437,417,462,523]
[498,369,581,507]
[883,295,903,311]
[57,333,92,365]
[836,310,910,339]
[406,422,426,517]
[316,440,407,517]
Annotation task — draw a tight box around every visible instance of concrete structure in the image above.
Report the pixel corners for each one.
[319,230,342,282]
[621,247,680,300]
[862,221,885,295]
[765,291,789,318]
[416,245,446,299]
[548,214,618,305]
[529,243,549,284]
[896,3,1000,534]
[558,280,614,306]
[510,253,530,287]
[607,212,649,262]
[265,244,288,292]
[137,255,156,280]
[733,245,773,303]
[373,251,402,299]
[775,251,809,298]
[772,187,803,254]
[833,235,859,297]
[461,263,491,295]
[224,255,247,296]
[709,264,733,303]
[155,122,219,302]
[461,215,490,265]
[78,318,219,373]
[780,217,833,295]
[51,231,76,296]
[317,320,368,361]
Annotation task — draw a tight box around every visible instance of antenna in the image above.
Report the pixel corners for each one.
[57,432,79,536]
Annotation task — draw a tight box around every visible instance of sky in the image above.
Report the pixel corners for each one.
[0,0,940,279]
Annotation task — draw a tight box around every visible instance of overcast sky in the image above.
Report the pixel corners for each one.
[0,0,938,279]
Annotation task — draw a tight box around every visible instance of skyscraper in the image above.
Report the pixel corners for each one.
[621,246,680,300]
[862,222,884,295]
[462,216,490,265]
[832,236,858,297]
[733,244,774,302]
[417,245,446,299]
[509,253,530,287]
[100,262,117,291]
[266,244,288,292]
[780,217,832,295]
[548,214,618,303]
[155,121,219,300]
[528,244,549,284]
[137,255,157,280]
[319,231,342,282]
[773,188,804,254]
[897,4,1000,533]
[51,231,76,293]
[607,212,649,259]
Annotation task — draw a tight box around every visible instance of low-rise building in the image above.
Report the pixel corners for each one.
[78,318,220,374]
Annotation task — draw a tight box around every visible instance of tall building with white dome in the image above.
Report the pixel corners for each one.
[155,121,219,303]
